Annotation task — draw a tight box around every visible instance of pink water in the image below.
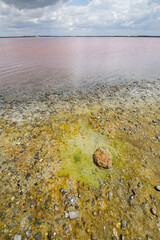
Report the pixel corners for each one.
[0,37,160,90]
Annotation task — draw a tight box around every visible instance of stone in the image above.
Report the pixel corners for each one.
[108,191,113,201]
[28,216,33,222]
[121,219,127,229]
[91,233,97,239]
[69,211,79,219]
[34,232,42,240]
[93,148,112,168]
[26,230,32,238]
[150,208,157,216]
[34,220,41,226]
[154,185,160,191]
[64,211,69,219]
[14,235,22,240]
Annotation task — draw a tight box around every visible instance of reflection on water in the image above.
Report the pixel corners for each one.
[0,37,160,90]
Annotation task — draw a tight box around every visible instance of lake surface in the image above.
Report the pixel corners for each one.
[0,37,160,90]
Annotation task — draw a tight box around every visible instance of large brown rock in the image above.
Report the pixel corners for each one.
[93,148,112,169]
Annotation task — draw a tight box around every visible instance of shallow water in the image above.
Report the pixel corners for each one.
[0,37,160,91]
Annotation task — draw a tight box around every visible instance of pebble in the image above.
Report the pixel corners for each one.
[154,185,160,191]
[34,220,42,226]
[14,235,22,240]
[98,210,102,215]
[69,211,79,219]
[33,232,42,240]
[120,234,124,240]
[92,211,97,216]
[26,230,32,238]
[54,204,58,211]
[64,211,69,219]
[137,182,142,187]
[108,191,113,201]
[146,235,152,240]
[121,219,127,229]
[11,196,15,201]
[150,208,157,216]
[28,216,33,222]
[91,233,97,240]
[132,189,137,195]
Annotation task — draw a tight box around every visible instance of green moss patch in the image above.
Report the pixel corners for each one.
[58,121,126,187]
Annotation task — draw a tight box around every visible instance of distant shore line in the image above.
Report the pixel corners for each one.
[0,35,160,39]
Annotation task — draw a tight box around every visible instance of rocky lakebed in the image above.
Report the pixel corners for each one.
[0,79,160,240]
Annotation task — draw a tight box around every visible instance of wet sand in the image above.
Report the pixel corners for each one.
[0,79,160,240]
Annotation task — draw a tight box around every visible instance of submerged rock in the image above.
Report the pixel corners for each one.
[93,148,112,169]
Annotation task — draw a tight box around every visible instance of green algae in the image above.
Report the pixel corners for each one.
[58,120,127,187]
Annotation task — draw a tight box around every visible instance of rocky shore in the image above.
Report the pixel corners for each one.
[0,79,160,240]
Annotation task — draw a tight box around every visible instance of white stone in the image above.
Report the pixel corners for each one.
[14,235,22,240]
[69,211,79,219]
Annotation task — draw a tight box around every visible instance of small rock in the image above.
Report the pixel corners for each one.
[91,233,97,240]
[34,232,42,240]
[92,211,97,216]
[14,235,22,240]
[98,210,102,215]
[93,148,112,169]
[154,185,160,191]
[150,208,157,216]
[11,196,15,201]
[26,230,31,238]
[64,211,69,219]
[121,219,127,229]
[137,182,142,187]
[69,211,79,219]
[146,235,152,240]
[54,204,58,211]
[108,191,113,201]
[28,216,33,222]
[120,234,124,240]
[34,220,41,226]
[132,189,137,195]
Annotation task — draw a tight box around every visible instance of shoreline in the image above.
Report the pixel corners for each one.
[0,79,160,239]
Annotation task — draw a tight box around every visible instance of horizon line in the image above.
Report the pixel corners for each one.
[0,35,160,38]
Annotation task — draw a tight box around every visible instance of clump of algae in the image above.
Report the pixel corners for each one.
[58,119,126,187]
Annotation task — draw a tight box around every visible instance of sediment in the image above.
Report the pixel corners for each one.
[0,79,160,240]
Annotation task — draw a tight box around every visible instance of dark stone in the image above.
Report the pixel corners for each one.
[28,216,33,222]
[34,232,42,240]
[26,173,31,179]
[34,220,42,226]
